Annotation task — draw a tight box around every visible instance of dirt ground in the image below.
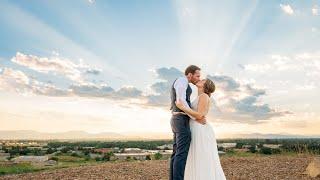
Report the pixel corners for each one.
[1,155,319,180]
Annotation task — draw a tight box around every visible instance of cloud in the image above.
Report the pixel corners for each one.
[144,67,290,122]
[146,67,183,106]
[115,86,142,98]
[280,4,294,15]
[69,82,114,97]
[11,52,101,83]
[312,5,319,16]
[88,0,95,4]
[0,67,70,96]
[207,74,292,123]
[69,83,143,99]
[0,63,291,123]
[0,66,141,100]
[242,53,320,76]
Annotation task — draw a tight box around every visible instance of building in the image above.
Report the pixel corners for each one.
[123,148,142,153]
[263,144,281,149]
[89,153,103,159]
[94,148,113,154]
[12,156,49,164]
[217,143,237,149]
[0,152,10,161]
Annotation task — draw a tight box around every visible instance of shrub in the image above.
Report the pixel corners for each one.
[154,152,162,160]
[248,146,257,153]
[260,147,272,155]
[49,157,59,161]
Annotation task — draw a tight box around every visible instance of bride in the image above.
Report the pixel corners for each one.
[175,78,226,180]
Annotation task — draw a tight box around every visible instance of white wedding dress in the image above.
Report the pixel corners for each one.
[184,96,226,180]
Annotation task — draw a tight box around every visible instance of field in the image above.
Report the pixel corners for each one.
[0,154,319,180]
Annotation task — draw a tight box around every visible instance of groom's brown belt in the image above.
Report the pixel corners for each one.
[171,111,188,116]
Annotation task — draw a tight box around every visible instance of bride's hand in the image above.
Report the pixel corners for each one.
[197,116,207,125]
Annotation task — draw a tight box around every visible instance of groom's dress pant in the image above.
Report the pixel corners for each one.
[170,114,191,180]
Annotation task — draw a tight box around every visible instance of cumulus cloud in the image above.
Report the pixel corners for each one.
[144,67,290,122]
[0,61,291,123]
[207,74,292,123]
[0,67,70,96]
[11,52,101,83]
[146,67,183,106]
[280,4,294,15]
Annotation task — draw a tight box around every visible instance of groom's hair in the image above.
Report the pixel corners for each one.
[185,65,201,75]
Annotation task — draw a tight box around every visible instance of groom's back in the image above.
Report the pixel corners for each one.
[170,77,192,112]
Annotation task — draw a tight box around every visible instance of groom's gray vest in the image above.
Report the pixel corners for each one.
[170,77,192,112]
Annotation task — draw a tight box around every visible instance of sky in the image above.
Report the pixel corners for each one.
[0,0,319,139]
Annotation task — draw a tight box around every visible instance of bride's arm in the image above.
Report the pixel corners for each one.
[175,94,209,121]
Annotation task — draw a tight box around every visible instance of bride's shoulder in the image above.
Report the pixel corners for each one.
[198,93,210,101]
[199,93,209,98]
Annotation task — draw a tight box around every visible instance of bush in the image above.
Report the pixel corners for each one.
[49,157,59,161]
[71,152,80,157]
[248,146,257,153]
[126,156,132,161]
[154,152,162,160]
[226,149,235,154]
[260,147,272,155]
[236,142,244,149]
[102,152,114,161]
[95,157,102,161]
[271,148,281,154]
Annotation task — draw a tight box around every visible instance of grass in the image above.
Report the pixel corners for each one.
[0,163,45,175]
[0,154,103,176]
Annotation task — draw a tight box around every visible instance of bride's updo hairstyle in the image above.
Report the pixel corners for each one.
[203,78,215,97]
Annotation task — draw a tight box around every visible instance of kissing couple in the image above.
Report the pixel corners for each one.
[169,65,226,180]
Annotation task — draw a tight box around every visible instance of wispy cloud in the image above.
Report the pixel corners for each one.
[241,53,320,79]
[88,0,95,4]
[312,5,319,16]
[280,4,294,15]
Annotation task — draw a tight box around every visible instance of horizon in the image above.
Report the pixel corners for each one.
[1,0,320,138]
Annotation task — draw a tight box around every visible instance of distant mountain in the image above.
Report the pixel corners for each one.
[230,133,320,139]
[0,130,130,140]
[0,130,319,140]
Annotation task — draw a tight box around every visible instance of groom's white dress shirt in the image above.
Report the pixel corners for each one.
[174,76,192,111]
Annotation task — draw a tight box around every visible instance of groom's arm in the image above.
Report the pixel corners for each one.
[174,77,191,111]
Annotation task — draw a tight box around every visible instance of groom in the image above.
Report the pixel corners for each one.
[169,65,204,180]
